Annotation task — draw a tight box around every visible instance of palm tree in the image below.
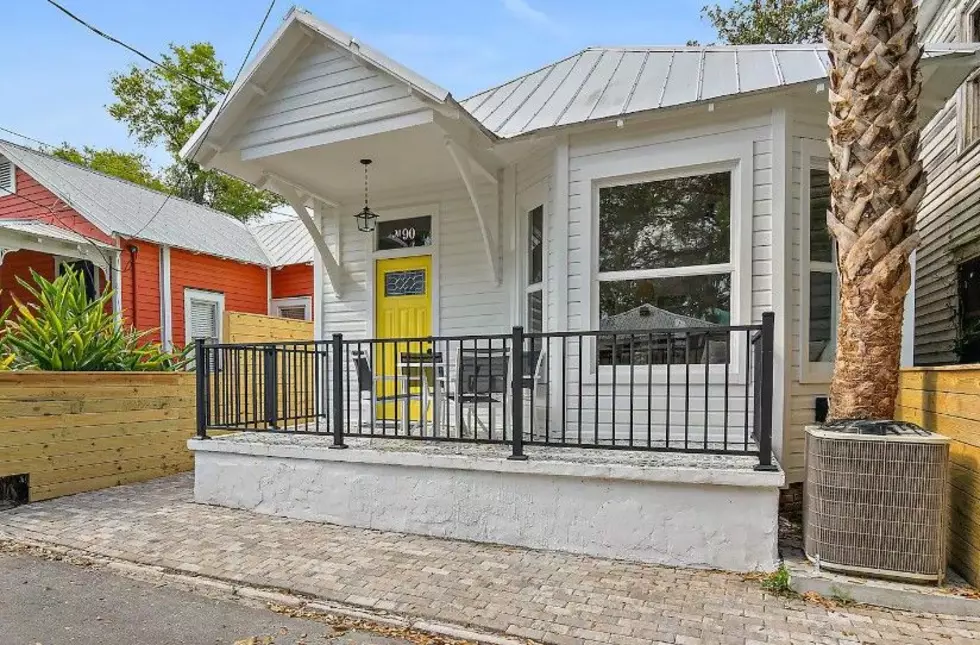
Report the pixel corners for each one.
[825,0,925,420]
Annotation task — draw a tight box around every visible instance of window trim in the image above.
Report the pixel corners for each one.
[183,288,225,344]
[579,139,754,383]
[799,140,837,383]
[0,157,15,195]
[958,0,980,154]
[518,180,548,333]
[272,296,312,321]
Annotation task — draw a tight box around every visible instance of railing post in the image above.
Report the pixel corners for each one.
[330,333,347,449]
[263,346,278,429]
[195,338,209,439]
[509,326,527,461]
[756,311,778,471]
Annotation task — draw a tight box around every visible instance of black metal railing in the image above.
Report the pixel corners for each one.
[195,312,776,468]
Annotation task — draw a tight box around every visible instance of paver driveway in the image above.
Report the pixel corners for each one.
[1,474,978,645]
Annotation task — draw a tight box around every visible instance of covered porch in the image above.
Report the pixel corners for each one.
[0,219,119,313]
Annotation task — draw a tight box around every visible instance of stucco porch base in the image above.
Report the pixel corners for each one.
[189,434,784,573]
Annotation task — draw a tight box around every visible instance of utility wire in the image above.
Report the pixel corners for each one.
[0,126,51,149]
[43,0,222,94]
[123,0,278,246]
[0,184,117,274]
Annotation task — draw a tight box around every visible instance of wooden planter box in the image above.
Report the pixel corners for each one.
[0,372,196,502]
[897,365,980,587]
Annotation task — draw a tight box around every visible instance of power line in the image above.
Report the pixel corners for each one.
[0,184,117,274]
[0,126,51,149]
[43,0,223,94]
[123,0,278,246]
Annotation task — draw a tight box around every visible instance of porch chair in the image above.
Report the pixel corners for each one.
[444,346,511,439]
[350,350,423,434]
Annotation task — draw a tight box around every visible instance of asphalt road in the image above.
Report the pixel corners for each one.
[0,552,410,645]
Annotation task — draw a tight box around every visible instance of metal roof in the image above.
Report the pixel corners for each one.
[460,44,980,138]
[250,218,314,267]
[0,218,116,249]
[0,140,271,265]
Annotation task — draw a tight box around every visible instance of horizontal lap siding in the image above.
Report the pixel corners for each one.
[118,239,161,342]
[915,5,977,365]
[0,250,56,312]
[896,366,980,586]
[271,263,313,299]
[170,249,267,347]
[0,168,114,244]
[564,116,772,448]
[320,181,507,339]
[236,42,428,152]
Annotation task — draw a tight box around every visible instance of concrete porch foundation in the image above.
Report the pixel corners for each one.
[189,434,784,572]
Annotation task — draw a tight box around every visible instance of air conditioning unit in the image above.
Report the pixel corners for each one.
[804,421,949,583]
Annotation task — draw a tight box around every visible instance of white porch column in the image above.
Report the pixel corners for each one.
[159,245,173,351]
[111,249,123,328]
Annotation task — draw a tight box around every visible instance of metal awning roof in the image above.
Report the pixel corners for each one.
[0,219,116,249]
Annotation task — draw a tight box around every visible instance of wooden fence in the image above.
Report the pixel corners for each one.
[896,366,980,586]
[0,372,196,502]
[224,311,313,343]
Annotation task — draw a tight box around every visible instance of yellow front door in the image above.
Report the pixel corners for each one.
[375,255,433,424]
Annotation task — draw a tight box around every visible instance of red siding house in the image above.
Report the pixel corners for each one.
[0,140,314,347]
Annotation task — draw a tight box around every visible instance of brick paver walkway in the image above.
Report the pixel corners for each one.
[1,475,977,645]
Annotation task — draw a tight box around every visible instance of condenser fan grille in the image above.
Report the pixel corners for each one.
[804,430,948,581]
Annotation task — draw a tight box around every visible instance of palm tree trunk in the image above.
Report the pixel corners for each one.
[825,0,925,420]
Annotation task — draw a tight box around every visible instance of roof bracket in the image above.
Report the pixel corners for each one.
[445,138,500,285]
[265,175,348,297]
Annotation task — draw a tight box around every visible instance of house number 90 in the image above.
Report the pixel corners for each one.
[395,228,416,240]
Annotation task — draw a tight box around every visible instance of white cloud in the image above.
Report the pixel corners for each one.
[502,0,559,30]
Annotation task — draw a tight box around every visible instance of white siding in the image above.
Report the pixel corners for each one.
[915,0,980,365]
[318,180,506,338]
[233,42,430,155]
[549,115,774,448]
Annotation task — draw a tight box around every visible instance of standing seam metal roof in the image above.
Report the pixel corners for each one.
[251,218,314,267]
[0,140,272,265]
[459,44,970,138]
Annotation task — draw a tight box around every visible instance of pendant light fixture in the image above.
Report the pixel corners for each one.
[354,158,379,233]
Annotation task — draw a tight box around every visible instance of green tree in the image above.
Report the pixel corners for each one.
[701,0,826,45]
[108,43,281,221]
[51,144,167,192]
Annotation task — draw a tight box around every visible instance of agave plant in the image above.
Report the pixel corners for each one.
[3,268,187,371]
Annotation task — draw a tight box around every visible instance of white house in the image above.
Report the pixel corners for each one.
[182,8,980,570]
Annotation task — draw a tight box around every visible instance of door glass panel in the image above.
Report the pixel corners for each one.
[384,269,426,297]
[377,216,433,251]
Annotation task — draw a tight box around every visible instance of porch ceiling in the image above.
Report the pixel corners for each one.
[255,122,470,201]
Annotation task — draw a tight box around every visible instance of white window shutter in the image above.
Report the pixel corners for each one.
[189,299,218,341]
[278,305,307,320]
[0,158,14,195]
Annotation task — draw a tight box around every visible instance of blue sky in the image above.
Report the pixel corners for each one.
[2,0,717,165]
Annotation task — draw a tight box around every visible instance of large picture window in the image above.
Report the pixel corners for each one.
[597,170,732,365]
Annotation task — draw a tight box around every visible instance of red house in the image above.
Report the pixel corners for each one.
[0,140,314,348]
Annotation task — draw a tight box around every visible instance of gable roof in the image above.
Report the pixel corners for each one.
[461,44,980,138]
[251,217,314,267]
[182,5,980,158]
[0,139,271,265]
[181,7,495,162]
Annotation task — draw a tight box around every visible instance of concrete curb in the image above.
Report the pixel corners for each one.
[0,534,532,645]
[785,558,980,619]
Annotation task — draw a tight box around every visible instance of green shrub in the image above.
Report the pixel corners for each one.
[2,268,188,371]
